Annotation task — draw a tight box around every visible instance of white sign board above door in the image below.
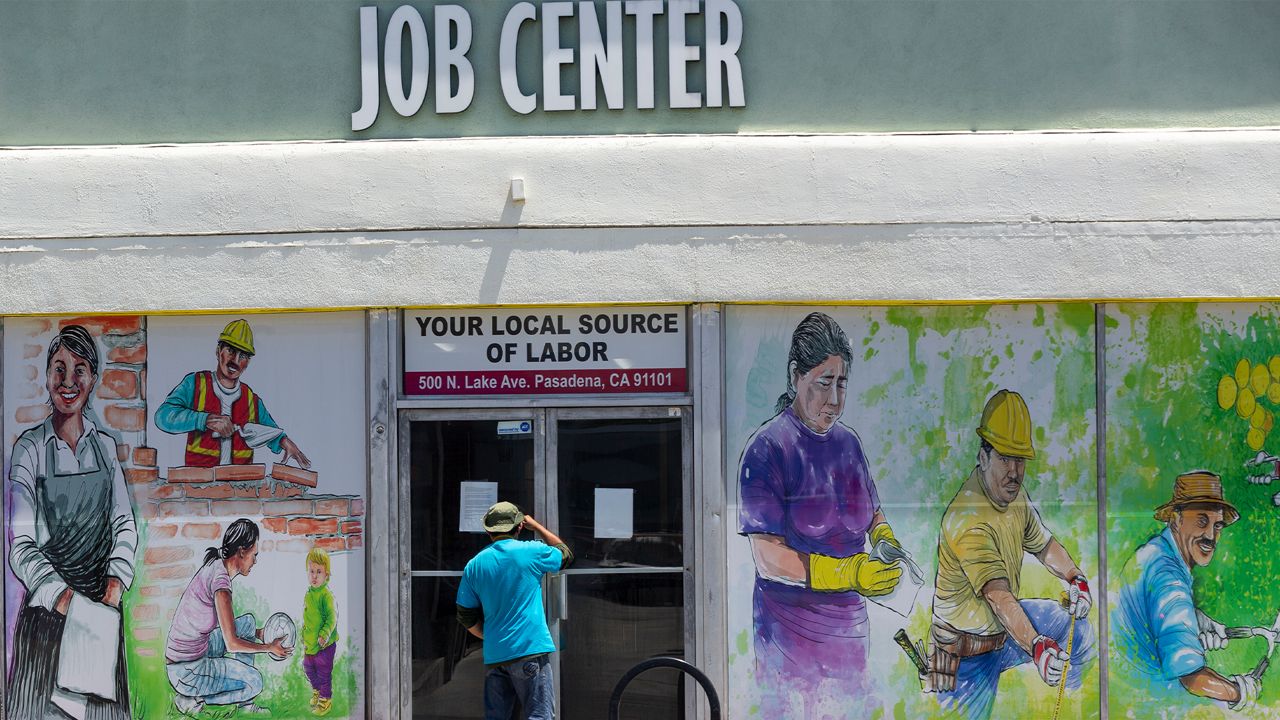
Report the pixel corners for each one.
[404,307,687,396]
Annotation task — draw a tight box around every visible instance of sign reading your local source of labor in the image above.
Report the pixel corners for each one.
[404,307,687,395]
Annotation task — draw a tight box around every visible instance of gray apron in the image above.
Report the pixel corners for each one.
[6,432,129,720]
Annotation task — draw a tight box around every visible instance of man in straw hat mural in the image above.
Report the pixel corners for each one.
[1112,471,1261,709]
[926,389,1095,720]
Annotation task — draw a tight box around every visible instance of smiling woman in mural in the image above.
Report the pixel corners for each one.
[737,311,902,712]
[165,519,294,717]
[6,324,138,720]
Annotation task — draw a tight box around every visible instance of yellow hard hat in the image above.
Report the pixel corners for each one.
[218,319,255,356]
[976,389,1036,459]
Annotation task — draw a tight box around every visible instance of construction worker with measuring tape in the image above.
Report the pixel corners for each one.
[924,390,1096,720]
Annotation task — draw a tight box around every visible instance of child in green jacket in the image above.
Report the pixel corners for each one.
[302,547,338,716]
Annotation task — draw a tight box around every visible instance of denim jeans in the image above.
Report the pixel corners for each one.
[167,613,264,706]
[936,599,1096,720]
[484,653,555,720]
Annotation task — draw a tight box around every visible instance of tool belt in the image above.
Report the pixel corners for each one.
[926,621,1007,693]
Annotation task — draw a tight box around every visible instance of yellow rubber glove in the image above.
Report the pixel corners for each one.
[870,522,900,550]
[809,552,902,596]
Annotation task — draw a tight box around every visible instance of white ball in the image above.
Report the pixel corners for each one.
[262,612,296,661]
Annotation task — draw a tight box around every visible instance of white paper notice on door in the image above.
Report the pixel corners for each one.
[459,481,498,533]
[594,488,635,539]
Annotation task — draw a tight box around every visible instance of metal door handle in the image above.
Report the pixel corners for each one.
[556,573,568,621]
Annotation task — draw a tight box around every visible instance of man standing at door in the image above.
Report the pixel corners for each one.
[457,502,574,720]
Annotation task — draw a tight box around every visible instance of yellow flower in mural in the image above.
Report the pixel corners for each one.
[1249,427,1267,451]
[1269,355,1280,379]
[1266,410,1275,432]
[1237,359,1253,390]
[1267,382,1280,405]
[1252,406,1268,429]
[1219,375,1239,410]
[1251,363,1271,396]
[1238,387,1257,420]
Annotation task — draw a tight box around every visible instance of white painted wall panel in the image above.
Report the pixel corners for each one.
[0,131,1277,312]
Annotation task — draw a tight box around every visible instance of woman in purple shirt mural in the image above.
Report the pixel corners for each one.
[738,311,902,715]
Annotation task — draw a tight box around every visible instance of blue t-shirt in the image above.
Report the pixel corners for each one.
[457,538,563,665]
[1113,527,1204,689]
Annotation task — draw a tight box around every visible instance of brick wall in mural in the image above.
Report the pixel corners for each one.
[3,312,366,719]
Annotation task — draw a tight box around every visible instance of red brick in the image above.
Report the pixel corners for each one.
[97,368,138,400]
[288,517,339,535]
[144,564,193,581]
[133,447,158,467]
[107,345,147,364]
[139,502,160,519]
[211,500,262,517]
[132,626,161,642]
[157,500,210,519]
[261,499,314,516]
[340,520,362,535]
[103,405,145,432]
[141,369,146,401]
[351,499,365,516]
[23,366,36,382]
[315,499,350,517]
[271,464,318,488]
[15,405,50,424]
[23,343,42,359]
[347,534,363,550]
[214,464,267,482]
[140,585,165,598]
[168,466,215,483]
[262,517,288,534]
[273,538,314,554]
[60,316,142,336]
[124,468,159,485]
[315,536,347,552]
[181,523,223,540]
[268,483,304,498]
[144,546,194,565]
[148,523,179,539]
[116,443,131,463]
[257,540,275,552]
[132,603,162,622]
[184,485,235,500]
[149,484,184,500]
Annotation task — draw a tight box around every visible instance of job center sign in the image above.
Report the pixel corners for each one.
[352,0,746,130]
[404,307,687,395]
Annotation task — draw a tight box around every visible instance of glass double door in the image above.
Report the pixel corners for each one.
[404,407,689,720]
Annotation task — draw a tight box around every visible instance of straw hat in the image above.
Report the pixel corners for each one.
[1153,471,1239,525]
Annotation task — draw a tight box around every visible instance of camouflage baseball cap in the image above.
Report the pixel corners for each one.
[483,501,524,533]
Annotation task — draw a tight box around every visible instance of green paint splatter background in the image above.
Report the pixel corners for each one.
[1107,303,1280,720]
[724,304,1100,719]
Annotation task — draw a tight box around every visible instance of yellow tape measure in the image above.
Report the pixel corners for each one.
[1051,594,1077,720]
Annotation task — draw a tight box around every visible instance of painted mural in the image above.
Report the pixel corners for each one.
[1106,303,1280,718]
[3,313,366,719]
[725,305,1101,719]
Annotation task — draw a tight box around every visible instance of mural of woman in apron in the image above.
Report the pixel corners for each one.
[7,324,138,719]
[737,312,902,716]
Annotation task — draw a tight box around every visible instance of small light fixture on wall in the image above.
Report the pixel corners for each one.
[510,178,526,203]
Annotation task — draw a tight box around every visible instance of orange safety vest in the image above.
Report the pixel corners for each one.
[185,370,259,467]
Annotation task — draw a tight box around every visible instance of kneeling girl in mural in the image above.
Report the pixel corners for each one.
[738,312,909,711]
[165,519,294,717]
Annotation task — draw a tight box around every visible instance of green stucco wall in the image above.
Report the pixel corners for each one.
[3,0,1279,146]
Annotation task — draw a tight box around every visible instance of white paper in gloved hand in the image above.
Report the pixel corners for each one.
[866,539,925,617]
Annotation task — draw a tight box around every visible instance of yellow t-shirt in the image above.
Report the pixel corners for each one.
[932,468,1052,635]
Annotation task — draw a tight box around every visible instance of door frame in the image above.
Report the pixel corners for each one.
[544,406,694,717]
[396,405,694,718]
